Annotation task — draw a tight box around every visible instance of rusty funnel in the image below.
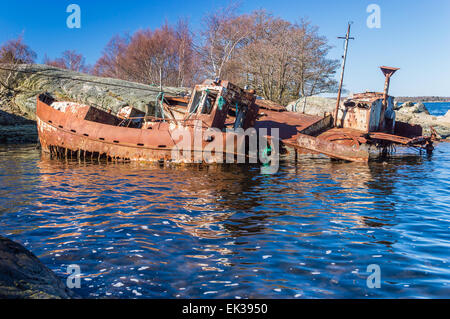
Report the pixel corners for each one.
[380,66,400,78]
[380,66,400,132]
[380,66,399,98]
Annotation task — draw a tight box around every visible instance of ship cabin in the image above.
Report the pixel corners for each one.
[337,92,396,134]
[181,79,258,131]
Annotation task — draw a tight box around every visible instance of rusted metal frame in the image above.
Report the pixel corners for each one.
[254,99,286,112]
[162,102,179,125]
[37,100,174,150]
[142,116,210,129]
[37,99,248,164]
[368,132,420,145]
[164,96,190,104]
[184,86,217,119]
[365,105,372,132]
[181,119,210,129]
[40,120,174,154]
[321,133,361,147]
[40,131,169,162]
[46,121,175,151]
[43,134,232,164]
[286,134,369,163]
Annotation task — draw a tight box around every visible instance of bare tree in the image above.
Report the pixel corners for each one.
[44,50,90,73]
[92,34,130,78]
[0,35,37,90]
[198,9,338,104]
[290,20,338,100]
[91,8,338,103]
[239,13,338,104]
[240,13,294,103]
[199,3,254,80]
[175,18,197,87]
[122,24,179,85]
[94,20,197,87]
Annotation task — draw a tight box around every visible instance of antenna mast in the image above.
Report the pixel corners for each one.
[334,22,354,127]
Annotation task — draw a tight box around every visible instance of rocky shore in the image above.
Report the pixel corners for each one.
[0,235,76,299]
[0,107,37,144]
[395,102,450,139]
[0,63,188,144]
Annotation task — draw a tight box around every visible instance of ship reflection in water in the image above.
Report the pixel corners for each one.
[0,144,449,298]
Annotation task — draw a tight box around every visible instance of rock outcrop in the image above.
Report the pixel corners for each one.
[0,64,188,120]
[0,64,188,144]
[0,235,77,299]
[286,96,335,116]
[397,102,430,115]
[0,107,37,143]
[395,102,450,139]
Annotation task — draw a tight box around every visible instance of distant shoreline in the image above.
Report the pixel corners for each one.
[422,101,450,103]
[396,97,450,103]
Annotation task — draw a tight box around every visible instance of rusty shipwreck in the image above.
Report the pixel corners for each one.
[36,67,436,165]
[37,80,266,164]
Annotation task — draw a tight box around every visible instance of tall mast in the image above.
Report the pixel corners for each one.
[334,22,354,127]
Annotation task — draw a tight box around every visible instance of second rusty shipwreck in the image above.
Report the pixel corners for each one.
[36,67,435,165]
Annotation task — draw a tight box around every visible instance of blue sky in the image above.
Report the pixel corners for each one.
[0,0,449,96]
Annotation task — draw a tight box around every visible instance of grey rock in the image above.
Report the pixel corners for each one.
[0,107,37,144]
[402,101,415,107]
[0,63,189,121]
[396,110,450,139]
[0,235,78,299]
[444,110,450,120]
[415,103,430,114]
[397,102,430,115]
[286,96,335,116]
[0,124,37,144]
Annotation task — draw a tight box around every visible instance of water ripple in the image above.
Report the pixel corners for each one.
[0,144,449,298]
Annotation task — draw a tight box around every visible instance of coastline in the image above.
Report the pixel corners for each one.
[0,235,76,299]
[0,124,37,144]
[0,102,38,144]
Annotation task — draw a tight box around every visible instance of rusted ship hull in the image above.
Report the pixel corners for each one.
[36,96,256,164]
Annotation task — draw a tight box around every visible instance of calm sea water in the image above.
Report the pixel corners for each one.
[0,144,449,299]
[423,102,450,116]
